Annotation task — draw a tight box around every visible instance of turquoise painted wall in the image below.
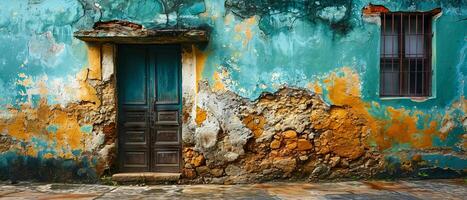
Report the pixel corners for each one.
[0,0,465,181]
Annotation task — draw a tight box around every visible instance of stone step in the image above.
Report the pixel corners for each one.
[112,172,180,185]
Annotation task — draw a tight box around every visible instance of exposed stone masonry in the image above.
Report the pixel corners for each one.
[181,82,384,184]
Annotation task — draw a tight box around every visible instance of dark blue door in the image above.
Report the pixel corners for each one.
[117,45,181,173]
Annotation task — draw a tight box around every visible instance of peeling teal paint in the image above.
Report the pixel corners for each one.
[433,126,464,151]
[80,125,93,134]
[422,154,467,171]
[46,125,58,133]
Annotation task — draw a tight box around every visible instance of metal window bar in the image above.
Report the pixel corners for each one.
[380,12,432,97]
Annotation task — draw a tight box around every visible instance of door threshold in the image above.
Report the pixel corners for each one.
[112,172,181,184]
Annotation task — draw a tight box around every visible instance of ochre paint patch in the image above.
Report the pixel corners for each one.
[307,81,323,94]
[195,106,207,126]
[234,16,257,47]
[324,67,442,151]
[78,81,101,107]
[0,99,88,159]
[311,106,365,159]
[242,114,266,138]
[49,109,84,152]
[76,69,101,107]
[16,73,33,87]
[325,67,362,107]
[194,47,208,93]
[376,107,438,150]
[212,70,228,92]
[37,80,48,96]
[86,43,102,80]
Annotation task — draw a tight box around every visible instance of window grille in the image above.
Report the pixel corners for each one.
[380,12,433,97]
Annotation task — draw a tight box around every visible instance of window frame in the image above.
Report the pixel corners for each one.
[379,11,434,98]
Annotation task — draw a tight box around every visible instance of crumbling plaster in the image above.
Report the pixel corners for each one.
[0,41,117,181]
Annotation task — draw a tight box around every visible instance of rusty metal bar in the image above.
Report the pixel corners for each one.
[415,14,418,96]
[422,13,426,96]
[399,13,403,96]
[406,14,416,93]
[381,13,386,95]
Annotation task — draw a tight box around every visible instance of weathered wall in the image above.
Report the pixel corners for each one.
[0,0,465,183]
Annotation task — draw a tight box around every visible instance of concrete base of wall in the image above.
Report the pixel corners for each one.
[112,172,181,185]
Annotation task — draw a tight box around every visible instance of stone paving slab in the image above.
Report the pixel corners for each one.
[0,179,465,200]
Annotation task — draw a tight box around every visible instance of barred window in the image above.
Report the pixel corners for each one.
[380,12,433,97]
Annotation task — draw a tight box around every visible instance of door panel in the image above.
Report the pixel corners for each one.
[118,45,150,172]
[153,149,181,172]
[118,45,182,173]
[155,128,180,145]
[124,128,147,145]
[151,46,182,172]
[118,47,147,105]
[155,52,180,104]
[123,151,148,168]
[155,110,180,125]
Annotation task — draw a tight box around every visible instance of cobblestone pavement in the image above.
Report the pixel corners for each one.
[0,179,465,200]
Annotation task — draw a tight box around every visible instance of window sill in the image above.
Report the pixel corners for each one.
[379,96,435,102]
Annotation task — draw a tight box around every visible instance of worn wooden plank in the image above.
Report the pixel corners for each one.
[74,20,209,43]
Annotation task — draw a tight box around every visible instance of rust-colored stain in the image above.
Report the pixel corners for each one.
[194,47,207,93]
[362,4,390,15]
[242,114,266,138]
[195,106,207,126]
[324,67,442,151]
[182,100,192,123]
[103,122,116,144]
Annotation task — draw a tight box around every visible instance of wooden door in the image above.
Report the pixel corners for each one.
[117,45,182,173]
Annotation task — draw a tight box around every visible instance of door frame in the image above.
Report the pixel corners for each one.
[115,44,183,173]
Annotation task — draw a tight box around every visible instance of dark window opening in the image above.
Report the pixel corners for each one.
[380,12,433,97]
